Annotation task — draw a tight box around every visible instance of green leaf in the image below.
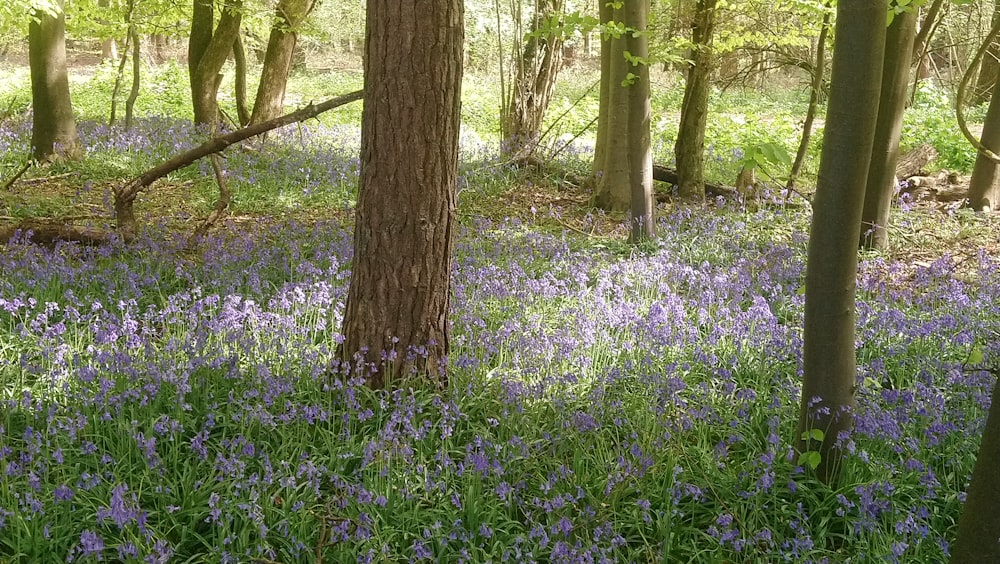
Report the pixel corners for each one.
[969,343,985,365]
[798,451,822,470]
[801,429,824,442]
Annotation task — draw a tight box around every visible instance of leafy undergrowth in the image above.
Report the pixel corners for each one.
[1,195,998,562]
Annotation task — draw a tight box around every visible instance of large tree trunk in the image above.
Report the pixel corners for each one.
[787,5,831,190]
[339,0,463,390]
[966,73,1000,211]
[591,1,631,212]
[29,0,78,162]
[950,378,1000,562]
[673,0,717,201]
[859,9,917,251]
[250,0,317,125]
[188,0,243,126]
[626,0,654,242]
[796,0,886,486]
[503,0,565,156]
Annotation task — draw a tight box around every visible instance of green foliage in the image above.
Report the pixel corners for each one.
[901,83,980,173]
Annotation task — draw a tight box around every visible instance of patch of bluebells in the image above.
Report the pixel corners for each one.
[0,146,998,559]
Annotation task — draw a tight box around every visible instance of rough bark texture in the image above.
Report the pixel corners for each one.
[250,0,316,125]
[859,8,916,251]
[339,0,463,389]
[188,0,243,126]
[29,0,78,161]
[797,0,886,486]
[626,0,654,241]
[591,2,631,212]
[787,6,830,190]
[673,0,717,201]
[950,378,1000,563]
[967,74,1000,211]
[503,0,564,155]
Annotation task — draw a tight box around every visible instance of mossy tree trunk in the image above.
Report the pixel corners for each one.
[339,0,463,390]
[859,7,917,250]
[29,0,78,162]
[797,0,886,487]
[673,0,717,201]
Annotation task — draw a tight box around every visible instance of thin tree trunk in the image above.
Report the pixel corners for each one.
[338,0,463,389]
[674,0,717,201]
[796,0,886,486]
[859,9,917,250]
[28,0,78,161]
[124,27,141,129]
[950,378,1000,562]
[189,0,243,126]
[233,34,250,126]
[626,0,654,242]
[973,0,1000,105]
[787,6,831,191]
[588,0,611,190]
[250,0,317,125]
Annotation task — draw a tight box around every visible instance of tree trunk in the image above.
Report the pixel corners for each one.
[859,8,917,251]
[503,0,565,156]
[29,0,78,162]
[796,0,886,486]
[787,5,831,190]
[966,73,1000,211]
[98,0,118,62]
[250,0,317,125]
[124,27,141,130]
[591,1,631,212]
[674,0,717,201]
[232,34,250,126]
[911,0,944,87]
[950,378,1000,562]
[973,0,1000,106]
[339,0,463,390]
[626,0,654,242]
[588,0,611,189]
[188,0,243,127]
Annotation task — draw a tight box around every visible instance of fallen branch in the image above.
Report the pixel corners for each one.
[114,89,364,236]
[0,220,129,247]
[2,159,33,191]
[652,164,736,199]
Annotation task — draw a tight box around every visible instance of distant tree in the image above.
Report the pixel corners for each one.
[502,0,565,158]
[796,0,886,486]
[250,0,317,125]
[188,0,243,126]
[29,0,78,161]
[859,4,917,251]
[787,3,831,191]
[964,15,1000,212]
[972,0,1000,106]
[950,378,1000,562]
[339,0,463,389]
[673,0,717,201]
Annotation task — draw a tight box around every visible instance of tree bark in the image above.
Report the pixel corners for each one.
[859,8,917,251]
[626,0,654,242]
[966,73,1000,211]
[503,0,565,156]
[787,5,831,191]
[124,26,141,130]
[188,0,243,126]
[973,0,1000,106]
[29,0,78,162]
[950,377,1000,562]
[674,0,717,201]
[250,0,317,125]
[797,0,886,486]
[338,0,463,390]
[591,2,631,212]
[232,34,250,126]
